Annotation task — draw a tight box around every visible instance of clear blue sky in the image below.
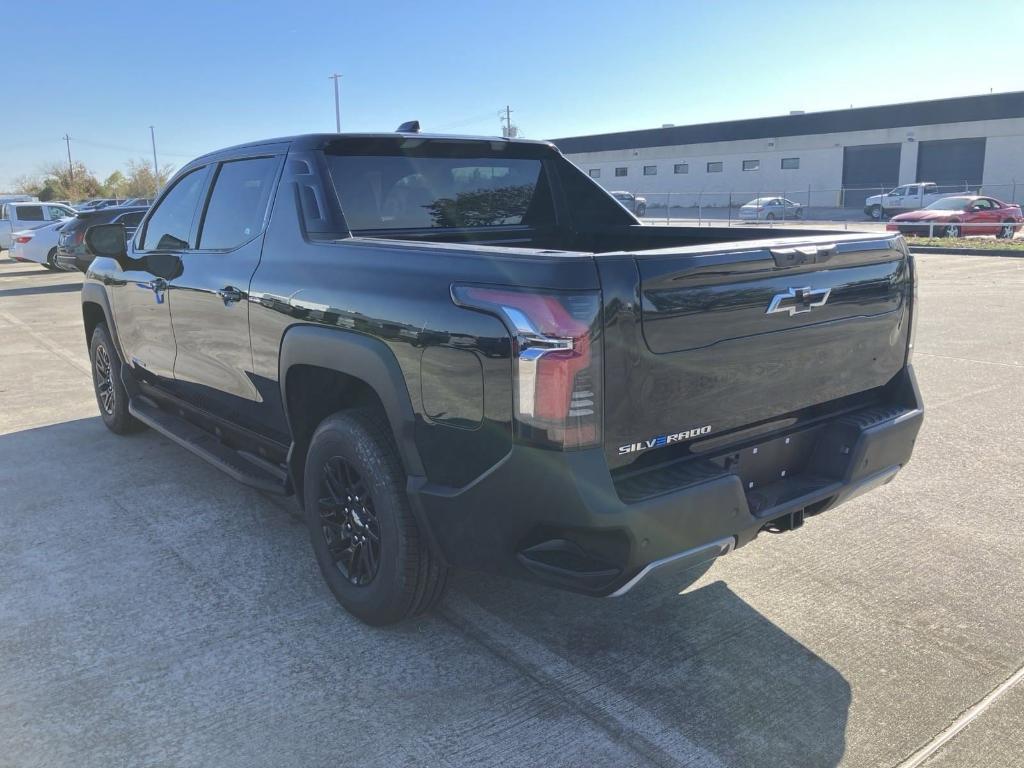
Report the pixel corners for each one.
[3,0,1022,189]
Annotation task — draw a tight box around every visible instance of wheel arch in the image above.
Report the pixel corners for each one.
[81,283,125,361]
[278,325,426,505]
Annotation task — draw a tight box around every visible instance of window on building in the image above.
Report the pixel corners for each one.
[674,163,688,174]
[781,157,800,170]
[643,165,657,176]
[615,167,627,177]
[706,162,723,173]
[742,160,760,171]
[588,169,600,178]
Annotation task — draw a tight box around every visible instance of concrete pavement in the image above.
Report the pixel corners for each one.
[0,252,1022,767]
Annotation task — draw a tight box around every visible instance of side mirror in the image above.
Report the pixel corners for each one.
[84,223,128,260]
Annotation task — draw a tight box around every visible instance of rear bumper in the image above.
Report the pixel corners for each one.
[411,367,924,596]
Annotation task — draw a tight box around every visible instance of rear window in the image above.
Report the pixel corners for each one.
[326,154,549,230]
[16,205,44,221]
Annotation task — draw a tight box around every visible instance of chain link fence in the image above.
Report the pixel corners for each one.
[619,182,1022,237]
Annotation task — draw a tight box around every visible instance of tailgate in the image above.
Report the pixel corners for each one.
[597,234,911,471]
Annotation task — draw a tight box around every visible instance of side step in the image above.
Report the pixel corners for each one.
[129,396,288,495]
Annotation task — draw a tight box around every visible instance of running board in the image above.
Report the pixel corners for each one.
[129,396,288,495]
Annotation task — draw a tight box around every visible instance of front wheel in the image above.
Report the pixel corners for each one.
[303,409,448,625]
[766,212,776,221]
[869,204,882,220]
[636,204,646,217]
[89,323,143,434]
[998,220,1017,240]
[944,222,961,238]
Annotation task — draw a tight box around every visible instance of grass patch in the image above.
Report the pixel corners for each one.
[903,235,1024,251]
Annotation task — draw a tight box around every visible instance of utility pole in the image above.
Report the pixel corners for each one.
[502,106,513,138]
[150,126,160,192]
[329,73,342,132]
[62,134,74,181]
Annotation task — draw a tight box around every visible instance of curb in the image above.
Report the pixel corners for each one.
[909,246,1024,257]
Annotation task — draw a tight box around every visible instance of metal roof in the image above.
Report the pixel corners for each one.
[551,91,1024,155]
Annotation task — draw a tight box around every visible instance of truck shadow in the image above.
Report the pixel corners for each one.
[0,416,850,768]
[0,283,82,299]
[445,568,851,768]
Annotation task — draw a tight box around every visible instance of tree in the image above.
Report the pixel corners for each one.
[103,170,127,198]
[26,161,103,201]
[123,158,175,197]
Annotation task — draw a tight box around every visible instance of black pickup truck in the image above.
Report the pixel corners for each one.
[81,131,923,625]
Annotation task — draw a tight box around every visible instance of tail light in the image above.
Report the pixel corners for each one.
[74,229,85,245]
[452,285,602,450]
[14,235,32,244]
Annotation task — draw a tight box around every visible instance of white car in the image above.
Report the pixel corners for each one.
[0,201,76,250]
[738,197,803,221]
[9,220,69,270]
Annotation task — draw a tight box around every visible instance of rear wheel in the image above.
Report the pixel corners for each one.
[44,247,58,271]
[303,409,448,625]
[766,212,776,221]
[89,323,142,434]
[998,220,1016,240]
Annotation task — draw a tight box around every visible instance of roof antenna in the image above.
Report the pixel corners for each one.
[397,120,420,133]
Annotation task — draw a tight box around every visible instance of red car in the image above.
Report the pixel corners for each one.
[886,195,1023,238]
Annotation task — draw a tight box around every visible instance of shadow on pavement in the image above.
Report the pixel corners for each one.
[0,283,82,298]
[0,417,850,768]
[0,269,54,279]
[446,567,851,767]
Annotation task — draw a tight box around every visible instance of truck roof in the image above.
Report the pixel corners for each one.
[188,132,558,166]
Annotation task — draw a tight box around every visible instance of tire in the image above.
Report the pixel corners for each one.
[869,204,882,220]
[766,212,776,221]
[636,204,646,217]
[44,248,58,271]
[303,409,448,626]
[998,220,1016,240]
[944,222,961,238]
[89,323,143,434]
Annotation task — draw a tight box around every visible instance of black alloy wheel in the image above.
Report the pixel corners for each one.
[318,456,381,586]
[94,343,115,416]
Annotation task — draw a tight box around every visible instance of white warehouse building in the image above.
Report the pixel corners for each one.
[551,92,1024,210]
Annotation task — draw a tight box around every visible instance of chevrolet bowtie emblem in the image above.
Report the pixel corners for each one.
[766,286,831,316]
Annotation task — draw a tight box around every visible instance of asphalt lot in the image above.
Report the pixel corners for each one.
[1,251,1022,768]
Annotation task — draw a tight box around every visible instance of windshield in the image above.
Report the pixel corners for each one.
[925,196,972,211]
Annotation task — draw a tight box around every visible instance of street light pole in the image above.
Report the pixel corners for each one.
[329,73,342,132]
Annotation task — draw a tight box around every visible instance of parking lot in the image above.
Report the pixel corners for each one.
[1,251,1022,767]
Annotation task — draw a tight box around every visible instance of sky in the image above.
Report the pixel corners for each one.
[2,0,1022,189]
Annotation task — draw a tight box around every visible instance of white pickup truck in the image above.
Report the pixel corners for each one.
[0,201,77,250]
[863,182,967,220]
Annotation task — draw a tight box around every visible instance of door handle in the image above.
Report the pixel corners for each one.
[217,285,245,305]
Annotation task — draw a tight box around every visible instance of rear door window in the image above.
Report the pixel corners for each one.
[197,157,280,250]
[140,167,209,250]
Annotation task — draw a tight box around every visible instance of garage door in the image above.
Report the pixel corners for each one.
[841,143,902,208]
[916,138,986,189]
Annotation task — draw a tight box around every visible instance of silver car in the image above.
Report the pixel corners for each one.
[738,196,803,221]
[610,191,647,217]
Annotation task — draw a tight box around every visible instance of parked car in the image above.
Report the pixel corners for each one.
[738,197,804,221]
[9,220,69,269]
[75,198,123,211]
[886,195,1023,238]
[610,190,647,216]
[0,201,76,250]
[79,131,922,625]
[55,206,147,271]
[863,182,967,220]
[120,197,153,208]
